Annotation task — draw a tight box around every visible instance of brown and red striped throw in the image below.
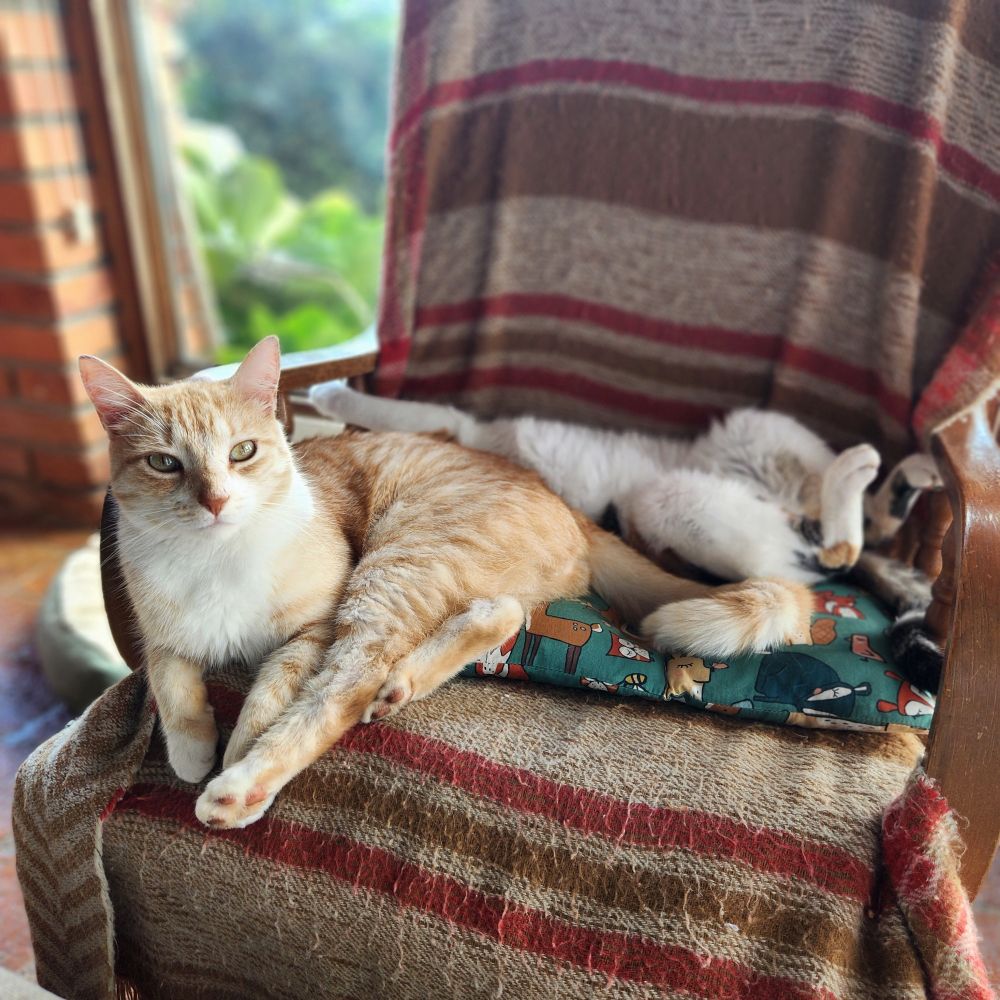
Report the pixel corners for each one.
[14,663,993,999]
[375,0,1000,464]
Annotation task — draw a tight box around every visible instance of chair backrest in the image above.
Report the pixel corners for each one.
[375,0,1000,463]
[100,490,143,671]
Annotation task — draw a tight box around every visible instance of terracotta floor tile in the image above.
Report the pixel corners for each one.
[0,854,35,975]
[0,525,83,975]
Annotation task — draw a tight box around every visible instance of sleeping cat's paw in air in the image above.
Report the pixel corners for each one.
[195,764,276,829]
[361,676,413,723]
[896,453,943,492]
[826,443,881,495]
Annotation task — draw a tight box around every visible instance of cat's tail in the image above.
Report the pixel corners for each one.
[309,384,479,442]
[583,520,813,657]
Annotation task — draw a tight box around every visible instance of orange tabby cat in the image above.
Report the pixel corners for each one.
[80,337,812,829]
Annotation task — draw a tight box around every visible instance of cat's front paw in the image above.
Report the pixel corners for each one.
[361,675,413,723]
[896,453,942,492]
[195,764,276,829]
[165,722,218,784]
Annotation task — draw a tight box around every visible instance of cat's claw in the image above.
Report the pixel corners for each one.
[195,765,275,829]
[361,676,413,723]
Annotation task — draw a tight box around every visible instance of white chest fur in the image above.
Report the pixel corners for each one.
[120,473,315,667]
[136,538,283,664]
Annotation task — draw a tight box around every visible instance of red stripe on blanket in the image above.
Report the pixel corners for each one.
[882,775,995,1000]
[390,59,1000,202]
[412,293,912,421]
[113,783,837,1000]
[401,365,725,425]
[415,295,781,358]
[203,683,874,902]
[912,264,1000,439]
[778,344,912,425]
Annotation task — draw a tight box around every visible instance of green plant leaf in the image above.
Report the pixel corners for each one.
[217,156,287,247]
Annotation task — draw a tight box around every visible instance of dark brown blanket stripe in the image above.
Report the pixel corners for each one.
[410,295,914,422]
[214,753,924,990]
[407,320,775,399]
[393,62,1000,206]
[406,0,1000,74]
[333,725,873,900]
[410,92,997,319]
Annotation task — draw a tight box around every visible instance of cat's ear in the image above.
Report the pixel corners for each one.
[231,335,281,414]
[79,355,146,433]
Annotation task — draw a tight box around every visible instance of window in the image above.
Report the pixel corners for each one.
[95,0,398,375]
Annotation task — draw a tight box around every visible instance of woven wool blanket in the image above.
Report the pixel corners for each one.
[375,0,1000,465]
[13,664,994,999]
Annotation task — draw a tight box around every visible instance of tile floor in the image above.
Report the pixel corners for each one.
[1,523,999,990]
[1,522,88,981]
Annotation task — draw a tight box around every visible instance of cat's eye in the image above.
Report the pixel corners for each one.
[230,440,257,462]
[147,453,181,473]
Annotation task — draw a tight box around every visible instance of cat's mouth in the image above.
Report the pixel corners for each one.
[201,517,238,531]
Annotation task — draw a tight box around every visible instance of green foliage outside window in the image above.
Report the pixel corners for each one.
[173,0,396,360]
[182,145,383,362]
[180,0,397,207]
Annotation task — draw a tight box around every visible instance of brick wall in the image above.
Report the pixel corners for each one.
[0,1,140,526]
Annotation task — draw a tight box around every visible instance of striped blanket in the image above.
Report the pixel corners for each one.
[375,0,1000,463]
[13,663,995,999]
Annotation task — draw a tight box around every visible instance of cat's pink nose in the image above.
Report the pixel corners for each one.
[199,493,229,518]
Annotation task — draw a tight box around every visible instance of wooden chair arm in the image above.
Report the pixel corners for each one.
[196,328,379,433]
[924,384,1000,899]
[99,489,143,670]
[195,327,379,390]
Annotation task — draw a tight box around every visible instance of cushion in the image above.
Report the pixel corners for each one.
[36,534,128,713]
[460,582,935,733]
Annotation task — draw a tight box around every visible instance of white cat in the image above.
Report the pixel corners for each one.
[311,384,945,693]
[310,386,940,586]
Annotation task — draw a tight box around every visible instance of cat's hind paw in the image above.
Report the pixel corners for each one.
[360,675,413,724]
[895,453,942,492]
[308,382,364,423]
[826,443,881,496]
[195,765,276,829]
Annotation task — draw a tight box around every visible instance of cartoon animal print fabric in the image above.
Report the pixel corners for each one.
[522,607,602,674]
[460,583,934,734]
[313,387,944,690]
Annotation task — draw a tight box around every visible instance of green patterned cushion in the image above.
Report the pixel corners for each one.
[459,582,935,733]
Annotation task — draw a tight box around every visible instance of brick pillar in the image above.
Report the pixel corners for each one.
[0,1,136,526]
